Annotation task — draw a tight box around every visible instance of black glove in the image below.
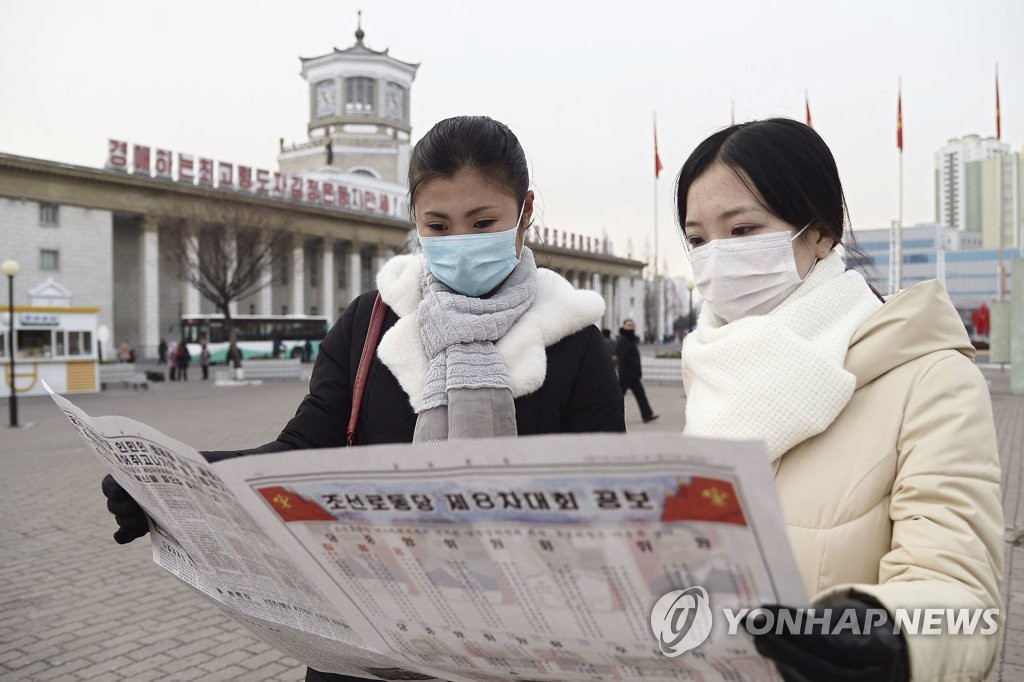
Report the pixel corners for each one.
[101,474,150,544]
[748,600,909,682]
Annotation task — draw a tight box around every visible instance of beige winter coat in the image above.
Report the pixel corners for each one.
[687,280,1003,681]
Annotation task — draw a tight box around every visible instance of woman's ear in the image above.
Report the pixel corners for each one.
[521,190,535,231]
[810,226,835,260]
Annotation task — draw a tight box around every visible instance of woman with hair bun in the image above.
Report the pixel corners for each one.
[676,118,1002,681]
[101,115,625,682]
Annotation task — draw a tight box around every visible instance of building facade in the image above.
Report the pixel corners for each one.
[851,223,1019,314]
[2,24,645,364]
[934,135,1023,251]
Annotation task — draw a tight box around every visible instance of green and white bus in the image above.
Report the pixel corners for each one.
[180,314,330,364]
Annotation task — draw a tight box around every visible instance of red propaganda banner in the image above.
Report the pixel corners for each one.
[257,486,335,523]
[106,139,128,171]
[290,175,304,201]
[273,172,286,197]
[661,476,747,526]
[197,158,214,187]
[178,153,195,184]
[132,145,151,175]
[306,178,319,202]
[218,162,233,187]
[256,169,270,194]
[238,166,254,191]
[322,182,336,206]
[154,149,173,179]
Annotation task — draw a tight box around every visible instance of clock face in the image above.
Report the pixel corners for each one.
[385,83,405,121]
[315,82,335,119]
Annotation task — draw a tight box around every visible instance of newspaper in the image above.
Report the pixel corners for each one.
[52,388,807,681]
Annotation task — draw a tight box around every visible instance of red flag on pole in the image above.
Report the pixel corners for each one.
[996,65,1002,141]
[654,119,664,178]
[805,91,813,129]
[897,88,903,152]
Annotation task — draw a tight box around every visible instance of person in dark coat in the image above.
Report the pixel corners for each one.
[175,339,190,381]
[616,318,658,423]
[101,115,625,682]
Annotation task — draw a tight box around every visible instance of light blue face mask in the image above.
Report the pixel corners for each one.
[418,203,525,297]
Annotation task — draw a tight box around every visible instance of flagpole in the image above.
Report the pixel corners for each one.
[653,111,662,344]
[896,78,904,293]
[996,63,1005,301]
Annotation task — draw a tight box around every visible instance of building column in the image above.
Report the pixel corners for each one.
[259,232,273,315]
[348,241,362,299]
[139,216,160,359]
[373,245,388,285]
[182,221,201,315]
[604,277,617,329]
[321,238,335,321]
[291,238,305,315]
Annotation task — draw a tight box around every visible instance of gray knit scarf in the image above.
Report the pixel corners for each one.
[413,247,538,441]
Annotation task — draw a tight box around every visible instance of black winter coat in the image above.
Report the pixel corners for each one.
[615,331,642,382]
[207,291,625,461]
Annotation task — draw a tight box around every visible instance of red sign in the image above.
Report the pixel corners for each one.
[106,139,128,171]
[132,145,151,175]
[104,139,407,219]
[154,149,173,178]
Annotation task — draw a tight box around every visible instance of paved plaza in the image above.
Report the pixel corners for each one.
[1,362,1022,681]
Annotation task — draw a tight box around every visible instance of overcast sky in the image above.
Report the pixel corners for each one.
[1,0,1020,276]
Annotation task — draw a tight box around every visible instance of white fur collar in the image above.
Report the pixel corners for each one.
[375,254,605,412]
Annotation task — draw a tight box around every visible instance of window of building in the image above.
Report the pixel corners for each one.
[249,304,256,315]
[345,77,375,115]
[314,80,336,120]
[384,82,405,121]
[68,330,92,356]
[17,329,53,358]
[40,249,59,270]
[281,305,288,315]
[40,203,59,225]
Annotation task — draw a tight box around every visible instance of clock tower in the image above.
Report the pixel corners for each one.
[278,15,419,185]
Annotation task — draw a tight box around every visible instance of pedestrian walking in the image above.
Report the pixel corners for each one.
[166,339,177,380]
[200,341,210,381]
[615,319,658,423]
[101,115,625,682]
[175,340,190,381]
[157,338,167,365]
[303,338,313,363]
[675,117,1001,681]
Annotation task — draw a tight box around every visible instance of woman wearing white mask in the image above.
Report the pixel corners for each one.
[102,115,625,681]
[676,118,1001,681]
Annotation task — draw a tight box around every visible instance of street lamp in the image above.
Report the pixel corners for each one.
[2,259,20,428]
[685,279,695,333]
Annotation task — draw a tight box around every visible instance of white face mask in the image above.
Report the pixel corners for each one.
[688,223,813,323]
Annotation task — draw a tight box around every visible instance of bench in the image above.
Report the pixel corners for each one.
[214,358,312,383]
[99,363,150,390]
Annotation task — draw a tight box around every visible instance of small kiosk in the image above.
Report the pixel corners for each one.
[1,279,99,397]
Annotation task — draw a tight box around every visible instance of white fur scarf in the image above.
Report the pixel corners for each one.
[681,251,882,461]
[376,252,606,413]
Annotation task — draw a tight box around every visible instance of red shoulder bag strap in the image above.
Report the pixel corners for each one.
[347,294,390,446]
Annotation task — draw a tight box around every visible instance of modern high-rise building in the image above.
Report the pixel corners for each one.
[934,135,1023,250]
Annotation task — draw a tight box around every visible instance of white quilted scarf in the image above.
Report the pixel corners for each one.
[681,250,882,461]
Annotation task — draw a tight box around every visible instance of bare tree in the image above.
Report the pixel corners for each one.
[162,202,293,343]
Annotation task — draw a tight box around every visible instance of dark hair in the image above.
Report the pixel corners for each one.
[408,116,529,212]
[675,118,847,248]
